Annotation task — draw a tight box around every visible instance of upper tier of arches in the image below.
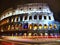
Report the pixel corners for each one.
[0,3,53,21]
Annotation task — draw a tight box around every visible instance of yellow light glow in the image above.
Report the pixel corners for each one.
[44,26,47,29]
[15,24,19,30]
[44,24,48,29]
[40,33,43,36]
[49,24,52,29]
[45,33,48,36]
[11,25,14,30]
[8,25,10,30]
[39,25,42,29]
[34,24,38,30]
[54,24,57,29]
[19,24,22,29]
[28,33,31,36]
[7,19,9,23]
[24,33,27,36]
[29,24,32,30]
[1,30,4,32]
[30,26,32,29]
[34,26,37,30]
[16,17,18,22]
[11,18,13,22]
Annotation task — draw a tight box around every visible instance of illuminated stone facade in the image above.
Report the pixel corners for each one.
[0,3,60,37]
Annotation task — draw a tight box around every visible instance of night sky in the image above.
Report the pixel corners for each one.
[0,0,60,21]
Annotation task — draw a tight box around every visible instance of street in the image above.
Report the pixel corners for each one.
[0,36,60,45]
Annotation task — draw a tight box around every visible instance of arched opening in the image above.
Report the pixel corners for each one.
[15,33,18,36]
[54,24,57,29]
[49,16,51,20]
[39,15,42,20]
[29,8,31,10]
[44,16,46,20]
[7,19,9,23]
[33,24,38,30]
[24,15,27,20]
[34,15,37,20]
[29,16,32,20]
[19,24,22,30]
[15,24,19,30]
[44,24,48,29]
[16,17,18,22]
[45,33,48,36]
[11,18,14,22]
[33,33,38,36]
[24,33,27,36]
[15,16,18,22]
[28,33,32,36]
[29,24,33,30]
[8,25,10,30]
[49,24,52,29]
[40,33,43,36]
[11,25,14,30]
[1,27,4,32]
[23,23,28,29]
[39,24,42,29]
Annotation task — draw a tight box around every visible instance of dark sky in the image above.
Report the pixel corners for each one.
[0,0,60,21]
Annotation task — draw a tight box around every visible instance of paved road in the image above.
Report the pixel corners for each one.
[0,42,60,45]
[0,39,60,45]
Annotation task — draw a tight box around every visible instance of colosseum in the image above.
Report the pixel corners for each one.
[0,3,60,38]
